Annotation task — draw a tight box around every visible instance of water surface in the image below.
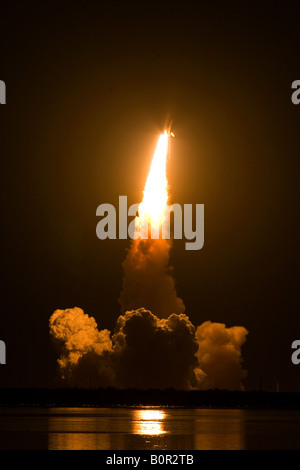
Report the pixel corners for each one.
[0,407,299,450]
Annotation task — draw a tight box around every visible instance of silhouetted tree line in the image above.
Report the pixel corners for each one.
[0,388,300,409]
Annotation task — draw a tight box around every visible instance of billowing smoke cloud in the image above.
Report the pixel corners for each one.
[49,307,114,386]
[49,307,248,390]
[119,239,185,317]
[195,321,248,391]
[50,307,200,389]
[112,308,199,389]
[50,238,248,390]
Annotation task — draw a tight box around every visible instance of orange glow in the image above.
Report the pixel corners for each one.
[132,409,166,435]
[135,131,172,239]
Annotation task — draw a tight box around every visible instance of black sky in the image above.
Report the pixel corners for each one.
[0,0,299,391]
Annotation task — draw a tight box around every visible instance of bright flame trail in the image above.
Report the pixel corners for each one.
[135,130,173,239]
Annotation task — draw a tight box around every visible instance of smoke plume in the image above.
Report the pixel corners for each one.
[49,238,248,390]
[49,127,248,390]
[49,307,114,386]
[112,308,199,389]
[119,239,185,317]
[195,321,248,391]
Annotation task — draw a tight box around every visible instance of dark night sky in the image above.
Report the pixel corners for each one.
[0,0,299,391]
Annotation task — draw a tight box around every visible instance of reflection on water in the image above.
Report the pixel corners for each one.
[132,409,166,436]
[0,407,300,450]
[49,432,111,451]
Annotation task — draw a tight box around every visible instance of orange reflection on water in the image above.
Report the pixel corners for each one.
[132,409,166,436]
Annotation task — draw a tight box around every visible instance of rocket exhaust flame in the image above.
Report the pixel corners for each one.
[135,130,172,240]
[120,130,185,317]
[95,128,204,249]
